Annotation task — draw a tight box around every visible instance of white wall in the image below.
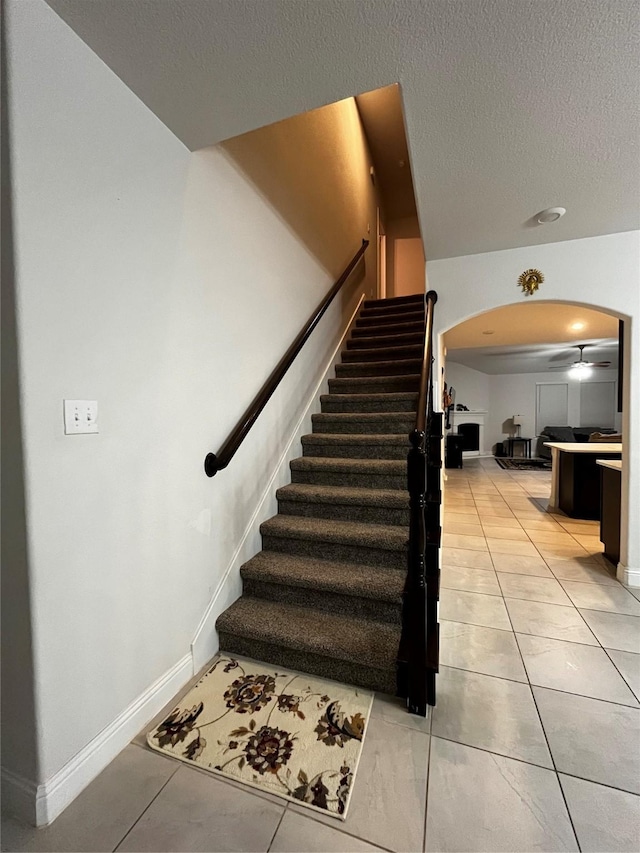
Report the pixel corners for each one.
[428,231,640,584]
[485,370,619,454]
[443,362,490,413]
[4,0,378,822]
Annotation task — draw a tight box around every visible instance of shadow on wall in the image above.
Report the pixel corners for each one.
[1,22,41,792]
[219,97,376,285]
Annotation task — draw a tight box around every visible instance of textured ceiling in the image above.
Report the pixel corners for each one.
[443,303,619,349]
[45,0,640,259]
[447,340,619,375]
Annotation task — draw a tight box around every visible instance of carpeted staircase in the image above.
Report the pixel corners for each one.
[217,293,426,694]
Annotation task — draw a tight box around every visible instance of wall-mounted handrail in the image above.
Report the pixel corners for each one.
[403,289,441,716]
[204,239,370,477]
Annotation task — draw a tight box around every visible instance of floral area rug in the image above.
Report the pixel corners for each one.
[146,655,373,819]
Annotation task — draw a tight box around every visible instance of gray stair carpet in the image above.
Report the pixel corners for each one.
[217,295,426,694]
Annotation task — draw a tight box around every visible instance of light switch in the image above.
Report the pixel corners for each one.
[64,400,98,435]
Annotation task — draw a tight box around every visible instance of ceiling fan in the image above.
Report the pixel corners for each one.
[548,344,611,376]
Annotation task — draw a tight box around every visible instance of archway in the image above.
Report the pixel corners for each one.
[436,298,634,587]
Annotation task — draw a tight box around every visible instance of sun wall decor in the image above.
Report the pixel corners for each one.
[517,268,544,296]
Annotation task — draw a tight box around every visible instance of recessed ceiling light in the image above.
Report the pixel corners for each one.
[570,322,585,331]
[482,330,495,335]
[536,206,566,224]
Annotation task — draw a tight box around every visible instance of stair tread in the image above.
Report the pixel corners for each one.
[356,311,425,327]
[302,432,409,445]
[217,597,400,672]
[342,345,422,360]
[320,392,417,403]
[336,357,422,371]
[260,514,408,551]
[290,457,406,474]
[241,551,404,602]
[352,321,424,335]
[313,412,415,422]
[277,482,409,508]
[347,333,424,348]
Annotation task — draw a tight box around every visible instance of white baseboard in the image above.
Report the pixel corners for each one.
[10,652,193,827]
[191,294,366,673]
[618,563,640,588]
[1,767,38,826]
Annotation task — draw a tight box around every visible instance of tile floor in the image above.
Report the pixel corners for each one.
[3,459,639,852]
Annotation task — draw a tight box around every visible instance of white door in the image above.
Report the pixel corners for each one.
[580,380,616,427]
[535,383,569,435]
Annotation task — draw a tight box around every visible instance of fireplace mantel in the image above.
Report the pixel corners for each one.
[449,410,489,457]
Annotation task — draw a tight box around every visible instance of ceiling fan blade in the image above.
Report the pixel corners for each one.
[548,364,574,370]
[591,361,612,367]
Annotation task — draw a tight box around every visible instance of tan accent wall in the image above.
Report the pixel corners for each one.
[221,98,382,297]
[385,216,426,296]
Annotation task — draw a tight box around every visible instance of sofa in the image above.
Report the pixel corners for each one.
[537,426,619,460]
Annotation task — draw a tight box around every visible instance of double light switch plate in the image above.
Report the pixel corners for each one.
[64,400,98,434]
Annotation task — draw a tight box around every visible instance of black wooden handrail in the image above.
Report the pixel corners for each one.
[402,289,441,716]
[204,239,370,477]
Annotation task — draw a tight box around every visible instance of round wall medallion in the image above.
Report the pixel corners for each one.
[518,268,544,296]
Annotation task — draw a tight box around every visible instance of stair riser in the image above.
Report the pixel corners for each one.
[242,578,402,624]
[278,499,410,527]
[291,468,407,490]
[346,333,424,350]
[364,294,425,309]
[320,397,417,414]
[329,377,420,394]
[312,415,414,434]
[262,533,407,570]
[336,361,422,378]
[341,345,422,362]
[355,311,424,328]
[302,440,408,460]
[360,302,424,319]
[218,633,397,694]
[352,321,424,338]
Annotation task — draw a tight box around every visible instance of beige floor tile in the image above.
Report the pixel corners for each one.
[432,667,552,767]
[477,506,516,518]
[606,649,640,700]
[479,514,522,528]
[440,620,527,681]
[117,765,284,852]
[498,573,572,605]
[443,503,478,516]
[444,511,480,525]
[534,687,640,794]
[443,521,484,536]
[536,544,595,561]
[487,538,539,557]
[270,812,385,853]
[441,564,501,596]
[517,633,639,706]
[527,530,576,545]
[0,747,177,853]
[481,525,530,541]
[442,532,488,552]
[290,717,429,853]
[441,547,494,570]
[559,775,640,853]
[578,609,640,653]
[571,535,605,553]
[439,587,512,630]
[426,739,578,853]
[491,553,553,576]
[520,518,564,531]
[370,694,431,733]
[505,598,598,645]
[546,558,618,586]
[561,583,640,616]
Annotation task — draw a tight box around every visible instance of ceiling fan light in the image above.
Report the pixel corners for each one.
[570,362,592,379]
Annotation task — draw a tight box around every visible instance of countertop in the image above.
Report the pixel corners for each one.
[543,442,622,454]
[597,459,622,472]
